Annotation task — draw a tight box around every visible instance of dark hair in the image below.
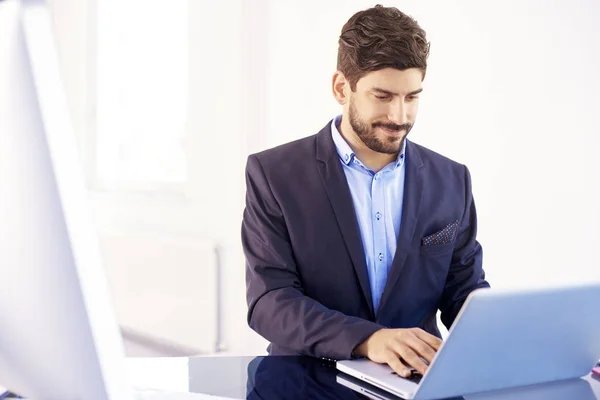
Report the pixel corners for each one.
[337,5,430,91]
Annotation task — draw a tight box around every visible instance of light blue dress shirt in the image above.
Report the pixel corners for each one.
[331,115,407,313]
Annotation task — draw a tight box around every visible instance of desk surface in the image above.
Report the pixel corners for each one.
[126,355,600,400]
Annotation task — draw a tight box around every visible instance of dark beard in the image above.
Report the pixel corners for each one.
[348,99,412,155]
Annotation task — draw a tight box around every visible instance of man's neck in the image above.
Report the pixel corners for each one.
[338,117,398,173]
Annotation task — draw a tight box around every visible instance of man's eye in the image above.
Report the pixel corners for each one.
[375,95,389,100]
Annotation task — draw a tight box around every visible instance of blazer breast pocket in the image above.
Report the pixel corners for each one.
[420,241,454,256]
[420,220,459,256]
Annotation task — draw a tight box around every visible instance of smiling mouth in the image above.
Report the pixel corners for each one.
[378,126,403,136]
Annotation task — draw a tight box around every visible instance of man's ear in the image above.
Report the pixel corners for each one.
[332,71,349,105]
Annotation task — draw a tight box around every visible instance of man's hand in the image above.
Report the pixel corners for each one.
[354,328,442,377]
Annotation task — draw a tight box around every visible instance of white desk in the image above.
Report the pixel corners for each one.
[123,356,600,399]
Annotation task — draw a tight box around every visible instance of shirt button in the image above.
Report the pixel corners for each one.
[375,212,382,220]
[344,154,349,161]
[378,253,383,262]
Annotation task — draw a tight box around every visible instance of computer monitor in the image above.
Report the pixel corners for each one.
[0,0,132,398]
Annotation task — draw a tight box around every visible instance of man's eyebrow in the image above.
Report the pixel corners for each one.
[371,87,423,96]
[371,87,397,96]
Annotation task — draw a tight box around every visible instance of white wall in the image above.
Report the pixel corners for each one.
[50,0,600,357]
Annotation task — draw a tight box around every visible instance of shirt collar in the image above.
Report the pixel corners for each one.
[331,115,355,165]
[330,115,407,169]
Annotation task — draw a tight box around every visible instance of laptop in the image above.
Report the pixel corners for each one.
[0,1,222,398]
[336,369,600,400]
[337,284,600,399]
[336,374,402,400]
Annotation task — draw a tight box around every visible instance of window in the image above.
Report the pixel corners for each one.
[96,1,189,189]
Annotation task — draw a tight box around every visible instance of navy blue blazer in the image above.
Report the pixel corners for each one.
[242,122,489,360]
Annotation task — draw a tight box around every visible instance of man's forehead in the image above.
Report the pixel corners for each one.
[357,68,423,93]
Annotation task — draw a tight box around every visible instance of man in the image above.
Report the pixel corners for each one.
[242,5,489,378]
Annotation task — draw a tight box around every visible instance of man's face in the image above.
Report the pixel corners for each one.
[347,68,423,154]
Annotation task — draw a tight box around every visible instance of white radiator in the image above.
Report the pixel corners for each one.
[98,231,221,356]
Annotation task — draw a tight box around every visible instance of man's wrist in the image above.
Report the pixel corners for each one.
[349,325,386,359]
[353,336,371,358]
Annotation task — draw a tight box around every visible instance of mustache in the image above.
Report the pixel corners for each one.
[372,122,412,132]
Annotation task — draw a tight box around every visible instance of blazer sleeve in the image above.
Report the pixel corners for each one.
[242,154,383,360]
[439,165,490,329]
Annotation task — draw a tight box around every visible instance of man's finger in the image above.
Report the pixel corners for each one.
[403,333,437,364]
[384,351,412,378]
[395,343,429,375]
[411,328,443,351]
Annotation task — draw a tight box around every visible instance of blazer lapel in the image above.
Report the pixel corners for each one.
[378,141,424,314]
[315,125,375,318]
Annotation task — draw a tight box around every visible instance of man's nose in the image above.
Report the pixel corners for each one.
[387,100,408,126]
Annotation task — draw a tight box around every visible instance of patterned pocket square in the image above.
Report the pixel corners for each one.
[421,220,459,246]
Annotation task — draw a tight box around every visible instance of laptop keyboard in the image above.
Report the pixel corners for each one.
[391,371,422,384]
